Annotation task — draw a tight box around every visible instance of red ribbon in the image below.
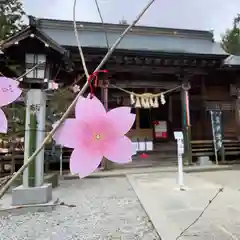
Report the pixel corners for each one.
[88,70,108,98]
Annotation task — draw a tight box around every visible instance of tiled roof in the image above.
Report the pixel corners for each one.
[37,18,228,56]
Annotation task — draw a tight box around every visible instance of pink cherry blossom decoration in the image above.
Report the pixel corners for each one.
[53,95,136,178]
[0,77,22,133]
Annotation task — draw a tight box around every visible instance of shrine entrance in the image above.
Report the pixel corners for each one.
[126,90,181,153]
[151,100,171,142]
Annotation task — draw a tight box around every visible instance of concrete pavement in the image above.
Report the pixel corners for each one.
[190,170,240,190]
[127,171,240,240]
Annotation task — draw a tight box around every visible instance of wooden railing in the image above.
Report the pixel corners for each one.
[191,139,240,162]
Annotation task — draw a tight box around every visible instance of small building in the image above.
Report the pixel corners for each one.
[2,15,240,166]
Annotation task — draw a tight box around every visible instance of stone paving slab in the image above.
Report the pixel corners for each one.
[190,170,240,190]
[127,172,240,240]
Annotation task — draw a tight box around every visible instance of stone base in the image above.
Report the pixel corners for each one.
[12,184,52,206]
[197,156,212,166]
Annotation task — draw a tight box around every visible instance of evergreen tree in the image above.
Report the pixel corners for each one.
[0,0,25,40]
[221,14,240,55]
[0,0,25,149]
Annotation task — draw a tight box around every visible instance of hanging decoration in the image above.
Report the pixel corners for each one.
[130,92,166,108]
[72,84,80,93]
[0,77,22,133]
[47,80,59,90]
[52,71,136,178]
[109,84,181,109]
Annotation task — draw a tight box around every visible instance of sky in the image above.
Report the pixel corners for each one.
[23,0,240,41]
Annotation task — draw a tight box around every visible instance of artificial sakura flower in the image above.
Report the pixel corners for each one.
[0,77,22,133]
[53,95,136,178]
[72,84,80,93]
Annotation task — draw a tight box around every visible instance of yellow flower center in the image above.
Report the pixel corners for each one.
[95,134,101,140]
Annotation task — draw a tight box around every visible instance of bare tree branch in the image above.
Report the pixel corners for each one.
[0,0,156,199]
[73,0,89,78]
[94,0,110,49]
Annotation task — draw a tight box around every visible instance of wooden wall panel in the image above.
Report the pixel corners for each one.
[190,84,237,140]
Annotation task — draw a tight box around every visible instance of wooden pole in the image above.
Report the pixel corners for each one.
[235,88,240,139]
[136,108,140,131]
[201,76,207,139]
[181,80,192,165]
[101,79,113,170]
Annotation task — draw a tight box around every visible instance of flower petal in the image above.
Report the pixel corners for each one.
[75,96,106,121]
[70,149,102,178]
[53,119,91,148]
[0,77,22,107]
[0,108,7,133]
[107,107,135,135]
[103,136,133,163]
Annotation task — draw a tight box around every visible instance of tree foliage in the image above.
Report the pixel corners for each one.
[0,0,25,40]
[221,14,240,55]
[0,0,25,143]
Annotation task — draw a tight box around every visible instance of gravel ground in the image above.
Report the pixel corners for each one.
[0,177,160,240]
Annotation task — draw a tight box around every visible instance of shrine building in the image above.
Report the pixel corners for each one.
[2,15,240,168]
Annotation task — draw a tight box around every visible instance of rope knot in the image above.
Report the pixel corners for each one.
[87,69,108,98]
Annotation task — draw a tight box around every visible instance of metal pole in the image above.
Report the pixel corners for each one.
[177,139,184,188]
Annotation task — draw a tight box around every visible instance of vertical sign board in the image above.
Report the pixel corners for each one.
[153,121,168,139]
[174,131,184,188]
[210,110,223,164]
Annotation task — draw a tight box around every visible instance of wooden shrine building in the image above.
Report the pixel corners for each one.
[2,15,240,166]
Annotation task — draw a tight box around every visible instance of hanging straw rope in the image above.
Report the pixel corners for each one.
[109,83,181,108]
[109,83,181,97]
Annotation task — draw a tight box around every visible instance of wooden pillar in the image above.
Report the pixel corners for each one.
[168,95,172,122]
[181,79,192,165]
[136,108,140,133]
[201,77,207,139]
[235,87,240,139]
[100,78,113,170]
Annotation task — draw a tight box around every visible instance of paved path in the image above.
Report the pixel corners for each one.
[127,171,240,240]
[2,169,240,240]
[0,178,160,240]
[190,170,240,190]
